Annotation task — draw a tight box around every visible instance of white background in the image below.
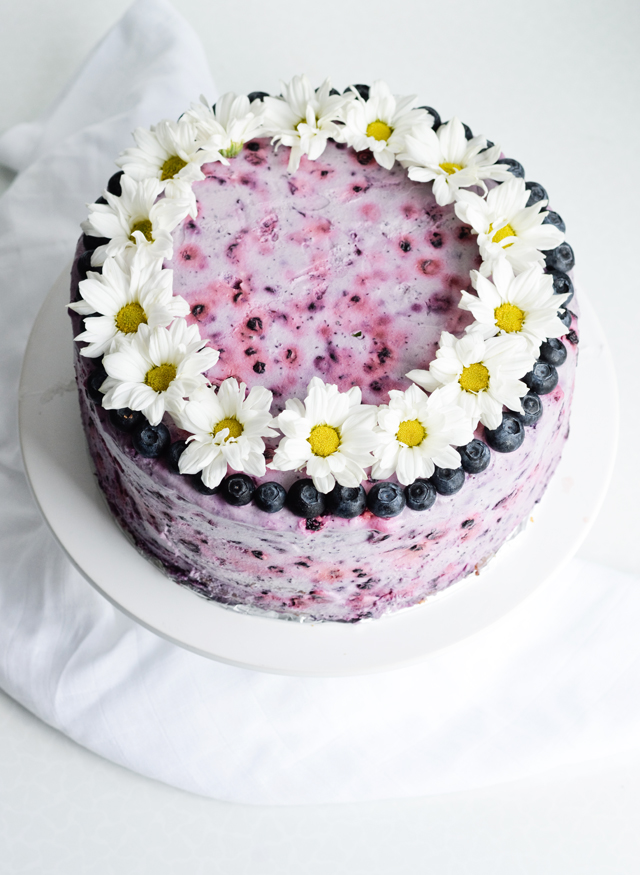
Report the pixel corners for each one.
[1,0,639,871]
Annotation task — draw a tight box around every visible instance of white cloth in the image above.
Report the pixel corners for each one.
[1,0,639,806]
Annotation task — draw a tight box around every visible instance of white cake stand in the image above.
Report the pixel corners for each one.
[18,268,617,676]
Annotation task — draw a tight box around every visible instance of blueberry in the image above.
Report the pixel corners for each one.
[253,481,287,513]
[77,250,101,282]
[484,413,525,453]
[220,473,255,506]
[548,269,574,307]
[133,422,170,458]
[437,120,473,140]
[247,91,269,103]
[543,210,566,234]
[166,440,187,474]
[348,84,370,101]
[458,439,491,474]
[287,479,326,518]
[325,483,366,519]
[500,157,525,178]
[86,365,107,402]
[544,242,575,273]
[192,474,216,495]
[418,105,441,129]
[95,196,108,205]
[82,233,110,252]
[539,337,567,367]
[516,392,543,426]
[109,407,143,433]
[404,479,436,511]
[430,466,465,496]
[367,482,405,518]
[523,361,559,395]
[107,171,124,196]
[328,87,340,96]
[558,308,573,329]
[525,181,548,206]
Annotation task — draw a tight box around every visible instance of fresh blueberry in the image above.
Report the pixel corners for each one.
[437,120,473,139]
[82,233,110,252]
[109,407,143,433]
[430,466,465,496]
[558,308,573,329]
[544,242,575,273]
[325,483,366,518]
[539,337,567,367]
[247,91,269,103]
[548,269,574,307]
[132,422,170,458]
[166,440,187,474]
[94,196,108,205]
[523,361,559,395]
[418,106,441,129]
[220,473,255,506]
[543,210,566,234]
[348,84,370,101]
[328,87,340,97]
[192,474,216,495]
[253,481,287,513]
[367,482,405,518]
[516,392,543,426]
[484,413,525,453]
[404,479,436,512]
[287,479,326,518]
[500,158,525,178]
[86,365,107,403]
[525,181,548,206]
[458,439,491,474]
[107,171,124,196]
[77,250,101,282]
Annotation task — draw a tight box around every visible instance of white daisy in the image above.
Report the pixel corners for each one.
[459,260,571,356]
[261,75,352,172]
[398,117,511,206]
[69,250,189,358]
[407,330,535,430]
[184,92,265,159]
[372,384,474,485]
[177,379,277,489]
[454,176,565,277]
[116,117,221,217]
[340,80,433,170]
[101,319,220,427]
[269,377,380,493]
[81,175,192,266]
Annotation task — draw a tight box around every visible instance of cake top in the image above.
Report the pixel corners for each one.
[71,76,574,502]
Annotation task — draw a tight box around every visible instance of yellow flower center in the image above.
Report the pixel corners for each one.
[396,419,426,447]
[439,162,463,175]
[115,302,147,334]
[490,222,516,247]
[308,424,340,457]
[494,302,526,333]
[160,155,188,180]
[212,417,244,441]
[459,362,490,394]
[144,363,177,393]
[366,120,393,142]
[129,218,154,243]
[220,142,243,158]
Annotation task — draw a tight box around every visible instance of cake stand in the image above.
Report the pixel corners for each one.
[18,268,617,676]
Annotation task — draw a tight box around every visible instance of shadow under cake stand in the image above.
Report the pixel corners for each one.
[18,269,617,676]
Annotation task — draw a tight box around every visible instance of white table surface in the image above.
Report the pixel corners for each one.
[1,0,639,871]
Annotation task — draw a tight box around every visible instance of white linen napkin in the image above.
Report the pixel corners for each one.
[1,0,639,806]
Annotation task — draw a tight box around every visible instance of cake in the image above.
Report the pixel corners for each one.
[68,77,578,622]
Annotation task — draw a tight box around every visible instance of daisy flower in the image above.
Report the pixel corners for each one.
[82,175,192,266]
[398,117,511,206]
[185,92,265,159]
[261,75,352,172]
[101,319,220,426]
[459,259,571,356]
[340,80,433,170]
[116,117,221,217]
[69,250,189,358]
[269,377,380,493]
[407,330,535,430]
[177,379,277,489]
[454,176,565,277]
[372,384,474,485]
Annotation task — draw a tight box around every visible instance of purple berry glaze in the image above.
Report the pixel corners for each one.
[69,139,578,622]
